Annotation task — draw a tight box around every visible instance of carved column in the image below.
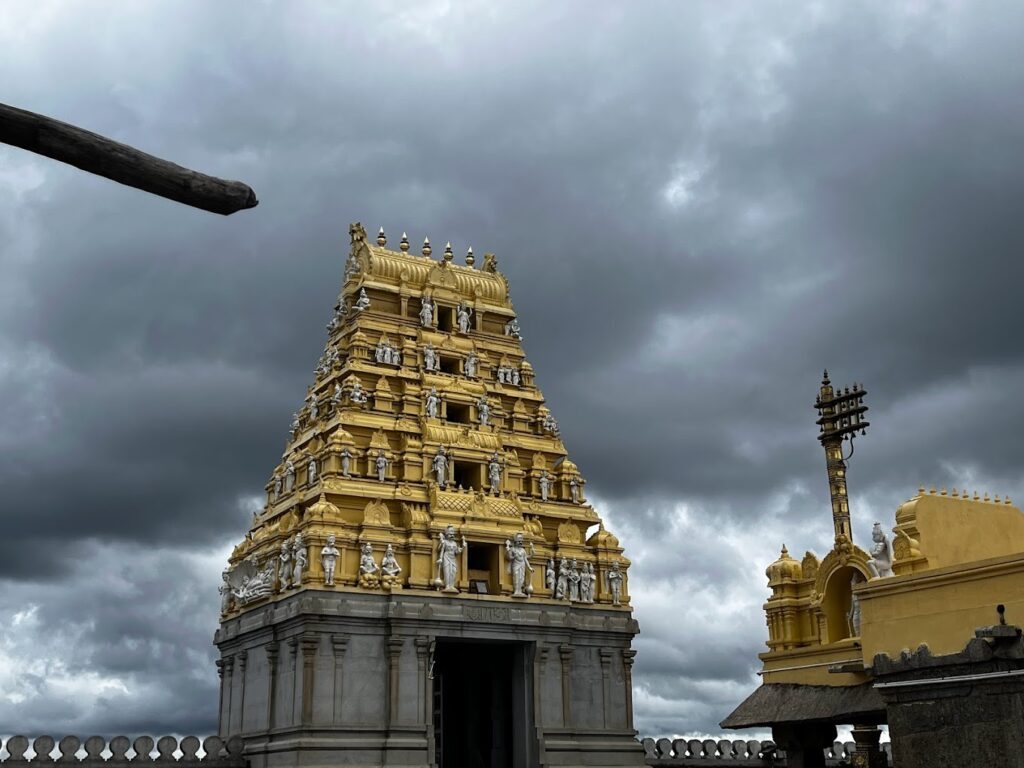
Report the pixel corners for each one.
[621,649,637,731]
[299,634,319,726]
[558,644,574,728]
[215,659,226,737]
[599,648,614,730]
[331,635,349,723]
[265,644,279,730]
[237,651,248,734]
[222,655,235,736]
[850,725,887,768]
[386,637,406,725]
[534,644,550,724]
[287,638,299,725]
[414,636,430,724]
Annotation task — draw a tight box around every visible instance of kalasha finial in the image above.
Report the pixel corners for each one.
[466,246,475,266]
[400,232,410,252]
[422,237,432,257]
[377,226,387,246]
[443,241,454,262]
[822,369,830,385]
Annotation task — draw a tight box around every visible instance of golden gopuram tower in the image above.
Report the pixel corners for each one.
[214,223,644,768]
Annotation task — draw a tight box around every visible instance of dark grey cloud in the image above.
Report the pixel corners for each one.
[3,0,1024,739]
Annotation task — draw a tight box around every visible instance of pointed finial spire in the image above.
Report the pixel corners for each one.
[422,237,432,257]
[822,369,830,385]
[443,241,454,262]
[377,226,387,246]
[400,232,410,252]
[466,245,475,266]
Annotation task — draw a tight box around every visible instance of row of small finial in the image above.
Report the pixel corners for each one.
[916,485,1013,504]
[376,227,475,266]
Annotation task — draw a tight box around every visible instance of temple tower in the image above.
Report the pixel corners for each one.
[214,223,644,768]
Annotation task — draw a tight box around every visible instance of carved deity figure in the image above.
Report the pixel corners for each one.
[307,394,318,421]
[606,561,624,606]
[284,461,296,492]
[434,525,467,593]
[375,342,387,363]
[419,297,434,327]
[579,562,593,603]
[279,541,292,591]
[380,544,403,593]
[570,477,580,503]
[331,383,343,408]
[350,380,367,404]
[568,558,582,601]
[220,570,233,614]
[290,412,301,438]
[505,533,535,597]
[556,557,570,600]
[375,450,389,482]
[292,534,307,586]
[465,351,478,378]
[511,368,520,385]
[505,317,522,340]
[340,447,352,477]
[354,288,370,313]
[273,474,282,500]
[866,522,894,579]
[542,412,559,435]
[321,534,340,586]
[538,471,551,501]
[307,458,317,485]
[488,452,503,495]
[478,396,490,427]
[358,542,380,588]
[423,343,437,371]
[848,572,866,636]
[457,303,472,333]
[545,558,556,592]
[433,446,449,487]
[425,387,440,418]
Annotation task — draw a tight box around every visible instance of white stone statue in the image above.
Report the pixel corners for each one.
[432,446,449,487]
[307,458,317,485]
[375,342,386,363]
[545,558,556,592]
[331,382,342,408]
[606,561,624,606]
[556,557,570,600]
[425,387,440,418]
[273,475,282,500]
[434,524,467,593]
[488,452,503,495]
[511,368,520,385]
[358,542,380,588]
[465,352,478,378]
[292,533,307,586]
[457,303,472,333]
[340,447,352,477]
[381,544,402,589]
[423,343,437,371]
[230,558,275,605]
[290,412,301,438]
[505,533,535,597]
[419,297,434,327]
[350,380,367,404]
[568,558,581,601]
[505,317,522,339]
[307,394,318,421]
[375,450,389,482]
[284,461,296,492]
[279,541,292,591]
[542,413,559,435]
[866,522,894,579]
[478,396,490,427]
[538,471,551,501]
[570,477,580,503]
[848,572,865,636]
[220,570,233,614]
[321,534,340,586]
[354,287,370,312]
[580,562,594,603]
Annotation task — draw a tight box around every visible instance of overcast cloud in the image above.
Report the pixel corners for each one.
[3,0,1024,740]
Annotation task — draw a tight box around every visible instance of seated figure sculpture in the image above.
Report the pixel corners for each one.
[866,521,894,579]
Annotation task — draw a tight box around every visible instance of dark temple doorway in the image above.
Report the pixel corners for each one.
[432,639,535,768]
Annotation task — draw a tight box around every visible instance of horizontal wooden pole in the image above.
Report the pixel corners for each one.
[0,102,258,216]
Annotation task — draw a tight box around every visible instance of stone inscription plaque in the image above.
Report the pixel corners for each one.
[463,605,511,623]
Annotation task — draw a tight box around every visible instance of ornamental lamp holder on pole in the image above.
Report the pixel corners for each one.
[814,370,869,544]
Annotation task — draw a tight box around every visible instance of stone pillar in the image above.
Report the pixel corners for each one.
[599,648,614,730]
[850,724,886,768]
[621,649,637,731]
[414,636,430,724]
[330,634,349,723]
[265,644,279,730]
[386,637,406,725]
[299,634,319,726]
[771,723,836,768]
[222,656,235,736]
[237,651,248,734]
[215,658,226,737]
[287,637,299,725]
[559,644,574,727]
[535,644,550,724]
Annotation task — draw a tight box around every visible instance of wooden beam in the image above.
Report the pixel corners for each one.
[0,102,258,216]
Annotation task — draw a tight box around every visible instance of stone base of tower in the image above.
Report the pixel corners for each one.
[214,590,645,768]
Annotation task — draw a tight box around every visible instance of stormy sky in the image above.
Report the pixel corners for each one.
[3,0,1024,740]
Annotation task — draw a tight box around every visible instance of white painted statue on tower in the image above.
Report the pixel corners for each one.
[538,471,551,501]
[505,533,535,598]
[568,558,581,601]
[419,297,434,327]
[307,458,317,485]
[488,452,503,495]
[457,303,472,333]
[478,396,490,427]
[321,534,340,586]
[432,446,448,487]
[279,540,292,591]
[606,561,624,606]
[434,524,467,593]
[545,558,556,593]
[423,343,437,371]
[556,557,570,600]
[425,387,440,418]
[358,542,380,588]
[465,351,478,378]
[866,522,894,579]
[292,533,307,586]
[354,287,370,313]
[285,460,296,492]
[340,447,352,477]
[375,450,389,482]
[570,477,580,503]
[380,543,402,590]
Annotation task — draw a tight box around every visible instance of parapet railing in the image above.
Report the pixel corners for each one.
[0,737,246,766]
[641,737,893,766]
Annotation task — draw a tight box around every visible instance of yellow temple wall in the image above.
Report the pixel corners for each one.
[857,552,1024,662]
[759,638,869,686]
